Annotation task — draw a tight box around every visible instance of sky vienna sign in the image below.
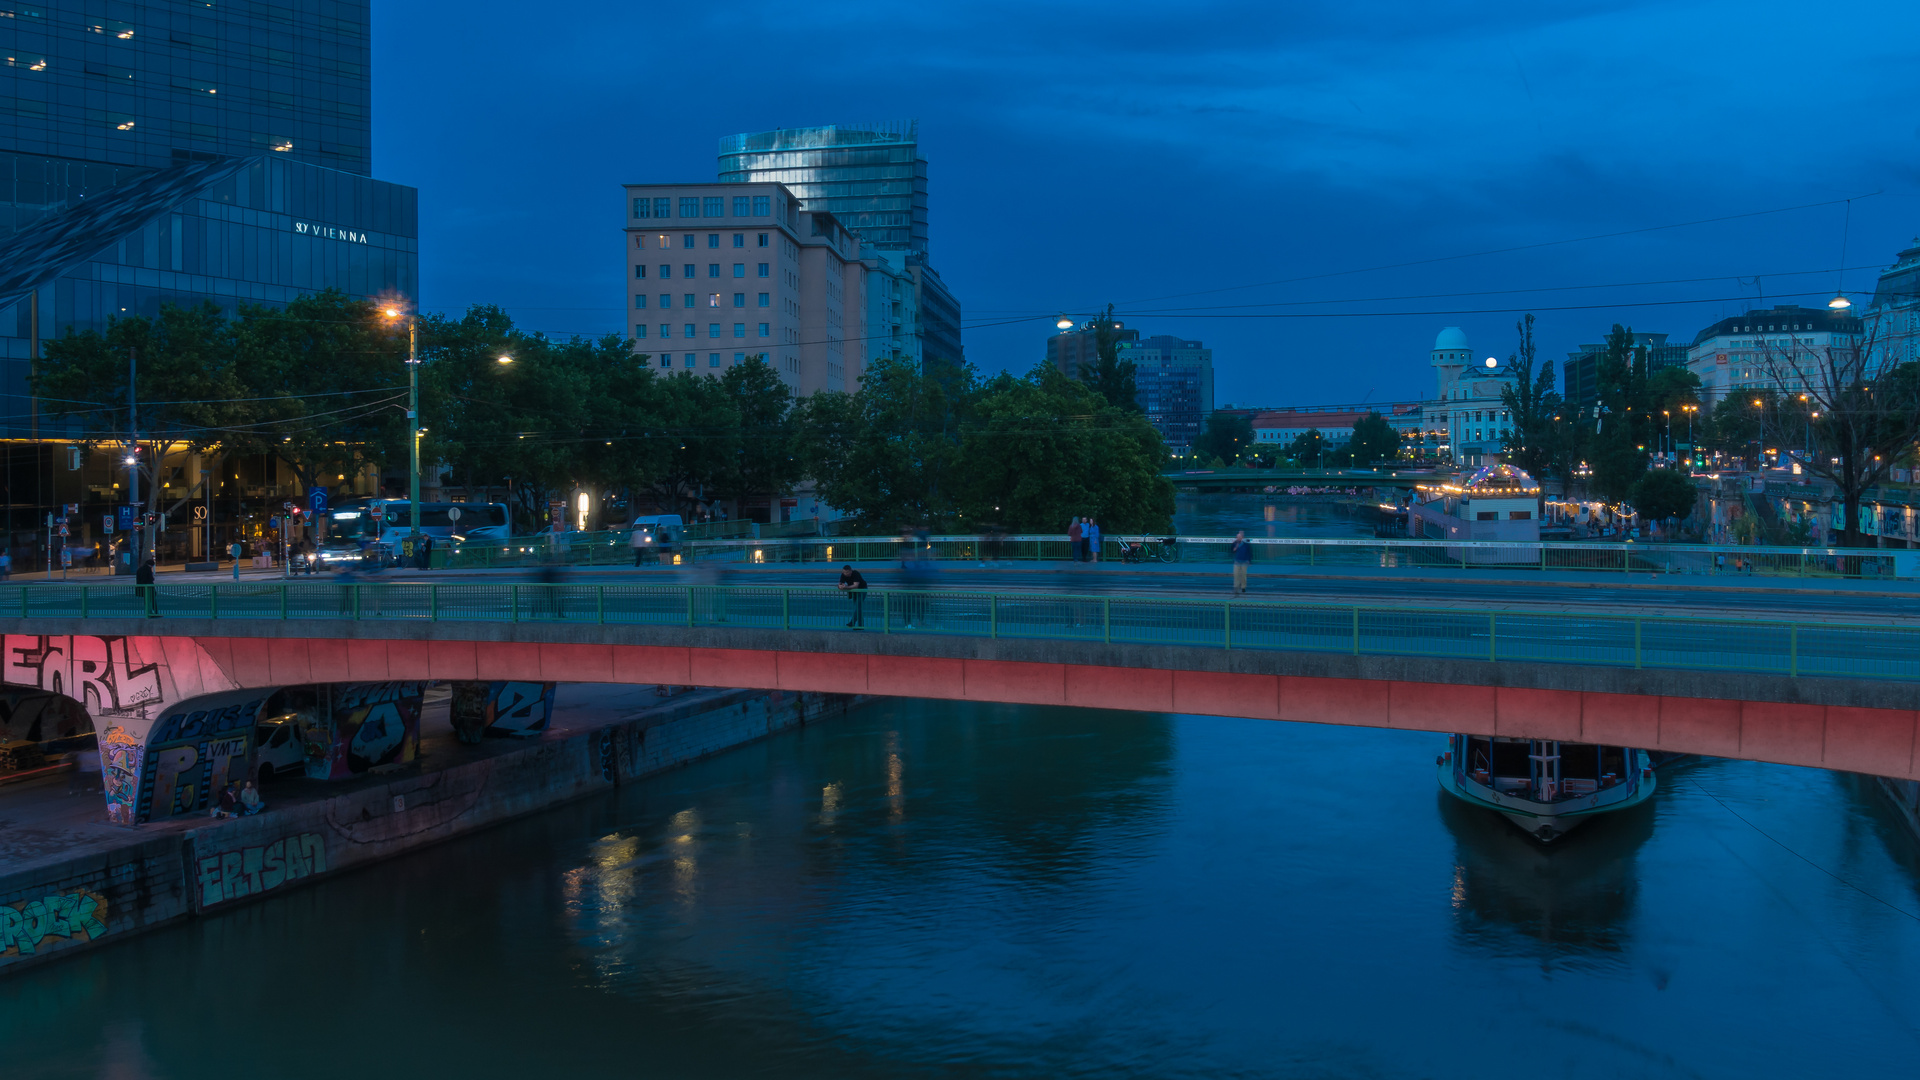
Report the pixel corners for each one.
[293,222,368,244]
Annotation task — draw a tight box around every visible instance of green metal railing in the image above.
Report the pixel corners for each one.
[12,581,1919,682]
[425,532,1913,579]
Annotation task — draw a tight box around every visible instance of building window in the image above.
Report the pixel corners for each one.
[752,196,769,216]
[710,353,722,368]
[649,199,667,219]
[757,293,769,307]
[660,265,671,279]
[684,264,696,277]
[709,293,720,307]
[701,234,715,249]
[703,196,723,216]
[660,324,670,338]
[684,294,695,308]
[634,295,646,309]
[659,294,671,308]
[733,197,749,216]
[757,263,769,277]
[733,264,745,278]
[634,265,645,279]
[684,324,696,338]
[682,234,695,249]
[732,234,745,248]
[1476,511,1498,521]
[633,197,650,219]
[634,324,646,338]
[757,233,769,247]
[733,293,745,307]
[733,324,746,338]
[704,264,717,278]
[734,352,746,364]
[679,197,699,218]
[1509,511,1532,520]
[758,323,770,337]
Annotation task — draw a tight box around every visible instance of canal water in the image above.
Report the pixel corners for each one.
[8,699,1919,1079]
[1173,496,1378,539]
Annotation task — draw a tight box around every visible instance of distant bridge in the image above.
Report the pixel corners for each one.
[4,580,1916,783]
[1162,467,1428,494]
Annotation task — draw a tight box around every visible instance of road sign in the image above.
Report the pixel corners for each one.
[63,503,77,515]
[446,506,462,522]
[102,515,114,533]
[309,488,329,512]
[57,523,68,537]
[116,505,136,531]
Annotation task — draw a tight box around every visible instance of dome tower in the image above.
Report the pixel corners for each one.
[1431,326,1471,400]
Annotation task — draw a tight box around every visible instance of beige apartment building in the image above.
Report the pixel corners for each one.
[623,181,884,397]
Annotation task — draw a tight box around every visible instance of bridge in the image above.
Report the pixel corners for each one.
[4,579,1915,819]
[1163,467,1426,494]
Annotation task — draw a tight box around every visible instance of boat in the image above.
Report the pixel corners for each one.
[1437,735,1656,842]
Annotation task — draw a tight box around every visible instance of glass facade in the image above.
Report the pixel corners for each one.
[719,122,927,256]
[1127,335,1214,452]
[0,0,372,177]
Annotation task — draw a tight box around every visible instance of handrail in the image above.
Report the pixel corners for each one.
[6,580,1916,683]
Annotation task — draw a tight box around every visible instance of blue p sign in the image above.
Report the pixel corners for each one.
[308,488,329,513]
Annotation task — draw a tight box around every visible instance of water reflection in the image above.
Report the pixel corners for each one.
[1173,495,1376,539]
[1440,787,1654,963]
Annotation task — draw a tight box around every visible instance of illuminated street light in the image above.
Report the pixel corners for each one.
[497,355,513,364]
[1056,317,1073,330]
[1828,293,1852,310]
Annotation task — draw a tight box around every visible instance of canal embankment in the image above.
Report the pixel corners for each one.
[1878,777,1920,842]
[0,682,861,975]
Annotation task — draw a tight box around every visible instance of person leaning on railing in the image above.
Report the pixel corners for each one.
[838,564,868,628]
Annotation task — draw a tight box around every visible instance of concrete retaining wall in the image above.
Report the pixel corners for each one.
[1,688,856,976]
[1875,776,1920,843]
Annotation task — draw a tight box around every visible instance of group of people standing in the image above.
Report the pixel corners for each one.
[1066,517,1103,562]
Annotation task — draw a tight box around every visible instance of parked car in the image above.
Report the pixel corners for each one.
[253,713,306,782]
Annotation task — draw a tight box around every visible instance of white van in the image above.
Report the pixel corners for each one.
[628,515,684,554]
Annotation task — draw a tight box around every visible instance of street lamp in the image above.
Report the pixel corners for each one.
[496,354,513,365]
[382,305,422,545]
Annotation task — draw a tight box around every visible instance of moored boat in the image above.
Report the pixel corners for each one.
[1438,735,1656,842]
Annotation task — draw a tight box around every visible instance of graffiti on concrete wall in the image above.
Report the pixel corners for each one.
[100,726,144,825]
[308,683,423,779]
[1,891,109,957]
[1,635,162,718]
[449,681,554,743]
[137,693,266,822]
[194,833,327,909]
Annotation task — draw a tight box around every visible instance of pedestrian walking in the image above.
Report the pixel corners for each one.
[839,564,868,627]
[1230,530,1251,595]
[630,525,648,567]
[1086,518,1102,563]
[1066,517,1082,562]
[0,548,10,580]
[136,556,160,617]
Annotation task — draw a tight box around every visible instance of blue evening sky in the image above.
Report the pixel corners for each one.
[374,1,1920,408]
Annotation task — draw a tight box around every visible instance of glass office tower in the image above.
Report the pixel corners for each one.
[0,0,416,553]
[719,121,962,379]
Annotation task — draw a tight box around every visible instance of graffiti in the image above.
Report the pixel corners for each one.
[1,891,109,957]
[310,683,423,780]
[1,635,162,717]
[596,727,615,782]
[148,698,264,747]
[100,726,143,825]
[450,681,555,742]
[195,833,327,908]
[137,691,267,822]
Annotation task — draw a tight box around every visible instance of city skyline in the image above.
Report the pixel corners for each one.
[376,0,1920,407]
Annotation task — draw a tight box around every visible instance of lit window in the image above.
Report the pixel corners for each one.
[733,197,749,216]
[703,197,723,216]
[757,263,769,278]
[733,264,745,278]
[679,197,699,218]
[657,234,669,248]
[732,293,745,306]
[758,323,770,337]
[733,324,745,338]
[757,293,769,307]
[634,295,646,309]
[752,196,769,216]
[709,293,720,307]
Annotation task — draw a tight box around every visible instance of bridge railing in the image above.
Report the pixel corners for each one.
[439,533,1910,579]
[14,581,1920,682]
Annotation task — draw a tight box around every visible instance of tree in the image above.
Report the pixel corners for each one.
[713,354,801,512]
[1080,304,1139,412]
[1288,428,1325,467]
[1498,313,1563,484]
[1589,324,1652,501]
[1738,319,1920,546]
[1345,411,1400,465]
[1193,411,1254,466]
[957,365,1174,532]
[1631,468,1697,524]
[791,353,969,531]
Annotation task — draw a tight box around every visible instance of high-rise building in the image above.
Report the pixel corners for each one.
[624,181,879,396]
[718,122,963,381]
[0,0,417,436]
[1685,305,1861,406]
[1127,335,1213,452]
[1046,319,1138,381]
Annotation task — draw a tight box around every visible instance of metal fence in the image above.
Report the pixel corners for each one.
[433,532,1910,579]
[13,581,1918,682]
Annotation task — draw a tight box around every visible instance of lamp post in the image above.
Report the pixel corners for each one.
[382,306,422,546]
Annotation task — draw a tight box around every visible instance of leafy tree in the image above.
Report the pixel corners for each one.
[1589,324,1652,501]
[791,353,969,531]
[1346,411,1400,465]
[1289,428,1325,467]
[1631,468,1697,523]
[713,354,801,511]
[1193,411,1254,466]
[957,365,1174,532]
[1081,304,1139,412]
[1498,313,1563,485]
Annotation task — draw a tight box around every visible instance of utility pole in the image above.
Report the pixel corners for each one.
[127,347,139,572]
[408,316,421,545]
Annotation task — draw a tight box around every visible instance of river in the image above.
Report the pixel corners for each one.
[7,699,1919,1079]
